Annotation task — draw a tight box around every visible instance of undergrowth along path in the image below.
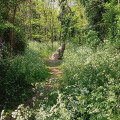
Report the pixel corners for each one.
[25,59,63,107]
[6,59,63,120]
[42,59,63,90]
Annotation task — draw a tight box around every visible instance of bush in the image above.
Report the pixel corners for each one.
[84,30,101,47]
[0,22,27,55]
[103,1,119,42]
[0,41,49,111]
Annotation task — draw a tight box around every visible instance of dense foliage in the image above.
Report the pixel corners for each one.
[0,42,49,111]
[83,0,120,45]
[0,0,120,119]
[2,43,119,120]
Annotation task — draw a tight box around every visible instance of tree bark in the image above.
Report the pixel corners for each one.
[51,0,54,50]
[10,5,17,56]
[29,0,32,40]
[118,0,119,10]
[44,4,48,42]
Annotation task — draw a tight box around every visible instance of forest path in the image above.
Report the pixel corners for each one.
[25,59,63,107]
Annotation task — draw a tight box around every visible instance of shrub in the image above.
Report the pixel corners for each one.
[0,41,49,111]
[103,1,119,42]
[84,30,101,47]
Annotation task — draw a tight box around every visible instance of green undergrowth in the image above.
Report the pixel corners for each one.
[1,42,120,120]
[60,44,120,119]
[0,41,50,112]
[29,41,59,58]
[35,43,120,120]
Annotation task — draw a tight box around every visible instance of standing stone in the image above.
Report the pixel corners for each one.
[49,43,65,60]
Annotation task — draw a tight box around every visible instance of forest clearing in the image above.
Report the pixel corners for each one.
[0,0,120,120]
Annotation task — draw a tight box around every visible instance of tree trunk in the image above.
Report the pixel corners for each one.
[60,30,62,45]
[44,4,48,42]
[29,0,32,40]
[118,0,119,10]
[51,0,54,50]
[10,5,17,56]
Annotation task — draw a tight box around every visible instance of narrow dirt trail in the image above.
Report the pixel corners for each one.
[25,59,63,107]
[46,66,62,88]
[49,67,62,80]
